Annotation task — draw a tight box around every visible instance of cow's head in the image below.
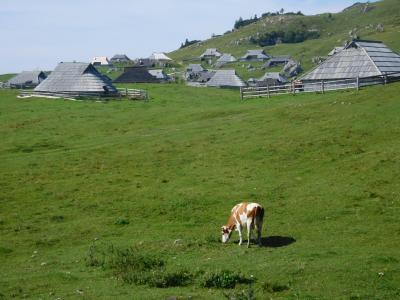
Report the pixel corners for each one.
[221,226,233,243]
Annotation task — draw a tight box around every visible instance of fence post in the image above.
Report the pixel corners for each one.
[125,88,128,96]
[356,76,359,91]
[292,81,295,95]
[321,80,325,94]
[240,87,243,100]
[384,76,387,85]
[267,84,270,99]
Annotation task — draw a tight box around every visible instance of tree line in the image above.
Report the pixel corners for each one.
[250,29,320,46]
[234,9,304,30]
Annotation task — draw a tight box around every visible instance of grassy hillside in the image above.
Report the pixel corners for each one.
[0,74,16,82]
[1,82,400,299]
[169,0,400,74]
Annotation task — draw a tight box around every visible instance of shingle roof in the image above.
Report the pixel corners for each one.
[217,53,237,63]
[186,64,204,73]
[207,70,246,88]
[148,69,168,80]
[302,40,400,80]
[241,50,270,60]
[269,56,291,63]
[114,66,159,83]
[149,52,172,61]
[328,47,344,56]
[110,54,131,62]
[8,71,46,87]
[200,48,222,58]
[91,56,110,65]
[258,72,288,83]
[34,62,117,93]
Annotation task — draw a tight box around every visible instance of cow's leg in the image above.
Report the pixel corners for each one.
[257,221,263,246]
[246,220,253,248]
[237,224,243,246]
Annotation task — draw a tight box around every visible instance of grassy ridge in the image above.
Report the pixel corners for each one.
[0,74,16,82]
[169,0,400,73]
[1,83,400,299]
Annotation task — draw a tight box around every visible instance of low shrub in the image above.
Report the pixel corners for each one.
[200,270,254,289]
[86,244,257,289]
[262,281,290,293]
[114,218,129,225]
[146,270,193,288]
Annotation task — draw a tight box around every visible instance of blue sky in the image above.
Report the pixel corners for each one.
[1,0,361,74]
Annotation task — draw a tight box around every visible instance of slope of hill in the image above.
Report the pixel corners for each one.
[1,82,400,298]
[169,0,400,74]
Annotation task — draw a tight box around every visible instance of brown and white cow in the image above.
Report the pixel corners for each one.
[221,202,264,247]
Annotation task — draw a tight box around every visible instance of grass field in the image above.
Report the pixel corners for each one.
[1,83,400,299]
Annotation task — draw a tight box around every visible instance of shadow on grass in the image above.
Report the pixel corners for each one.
[260,236,296,248]
[234,236,296,248]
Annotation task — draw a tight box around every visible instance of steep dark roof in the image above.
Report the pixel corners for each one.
[35,62,117,94]
[110,54,131,62]
[113,66,160,83]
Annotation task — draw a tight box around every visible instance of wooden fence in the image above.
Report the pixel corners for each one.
[240,73,400,100]
[117,88,148,100]
[240,78,359,100]
[19,88,148,101]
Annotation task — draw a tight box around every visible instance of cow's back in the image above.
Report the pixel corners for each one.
[232,202,263,226]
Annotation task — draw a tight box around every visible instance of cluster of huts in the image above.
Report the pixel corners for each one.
[3,39,400,97]
[186,48,302,88]
[3,52,174,97]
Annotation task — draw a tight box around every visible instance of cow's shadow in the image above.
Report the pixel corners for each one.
[234,236,296,248]
[260,236,296,248]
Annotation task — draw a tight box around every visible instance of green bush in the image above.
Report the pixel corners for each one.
[200,270,254,289]
[146,270,193,288]
[262,281,290,293]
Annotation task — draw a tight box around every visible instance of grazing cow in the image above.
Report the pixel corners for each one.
[221,202,264,247]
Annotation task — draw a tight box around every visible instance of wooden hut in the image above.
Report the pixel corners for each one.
[34,62,118,97]
[207,70,246,88]
[113,66,160,83]
[302,40,400,82]
[8,71,47,88]
[240,50,270,62]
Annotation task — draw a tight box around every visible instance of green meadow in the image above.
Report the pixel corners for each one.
[1,83,400,299]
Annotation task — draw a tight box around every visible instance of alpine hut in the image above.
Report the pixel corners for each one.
[134,58,155,68]
[241,50,270,62]
[34,62,118,97]
[91,56,110,66]
[113,66,160,83]
[148,69,170,81]
[110,54,131,63]
[207,70,246,88]
[200,48,222,60]
[215,54,237,67]
[301,40,400,87]
[149,52,172,62]
[186,64,204,74]
[8,71,47,88]
[264,56,292,68]
[256,72,288,86]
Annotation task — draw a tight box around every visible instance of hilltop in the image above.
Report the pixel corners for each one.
[169,0,400,74]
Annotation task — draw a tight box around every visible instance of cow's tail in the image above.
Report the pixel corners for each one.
[255,206,264,228]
